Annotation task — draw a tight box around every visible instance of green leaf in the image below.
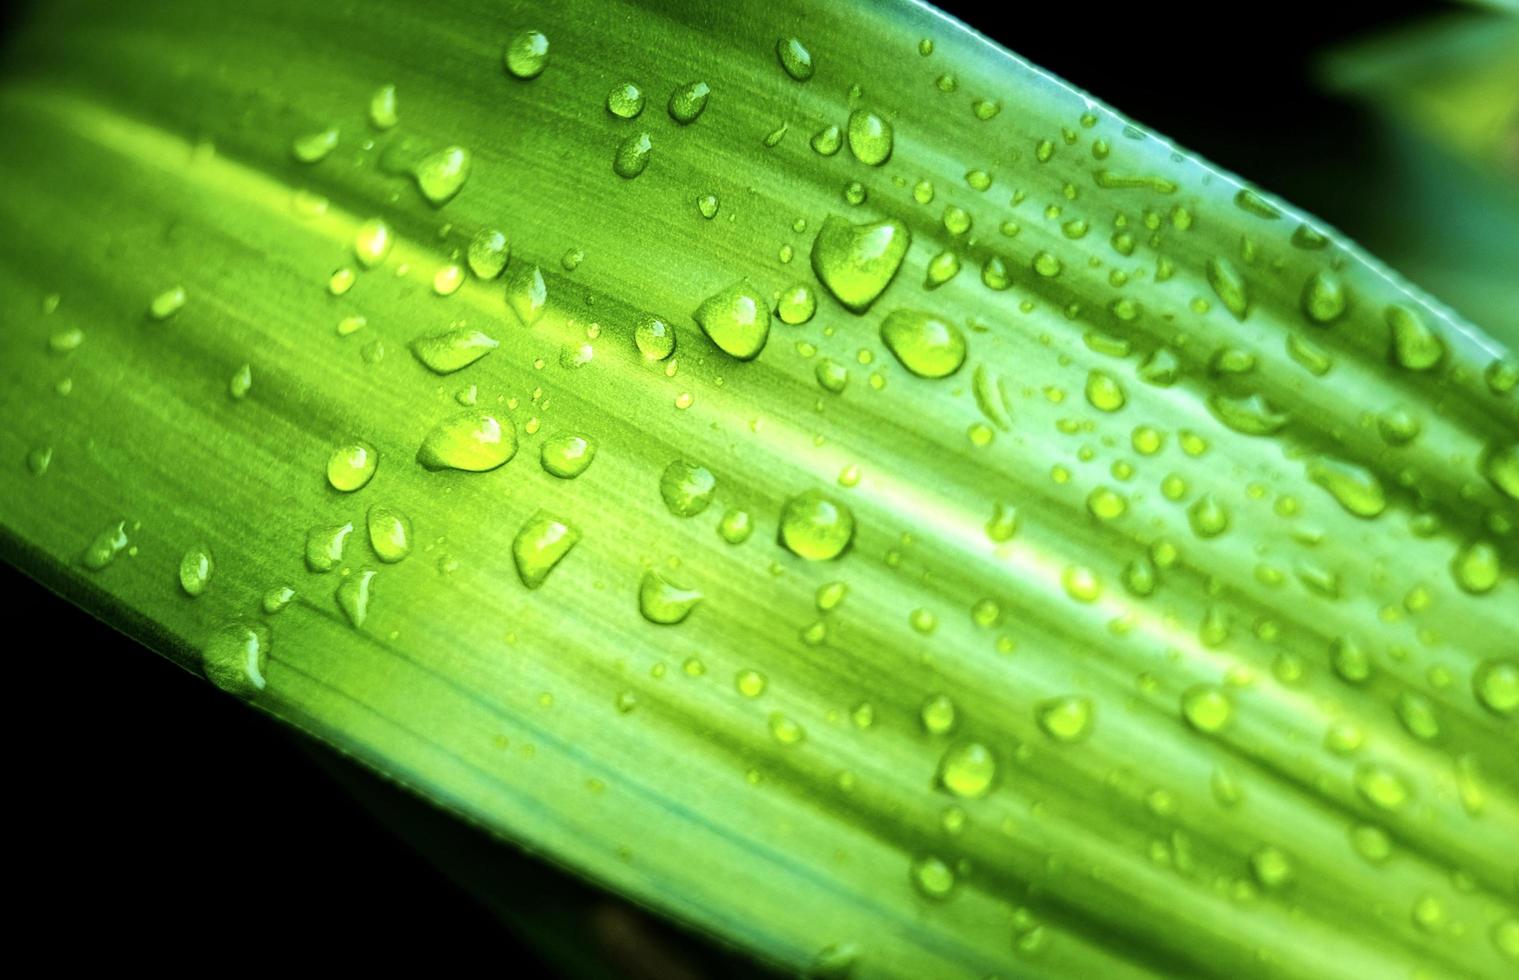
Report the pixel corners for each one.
[2,1,1516,977]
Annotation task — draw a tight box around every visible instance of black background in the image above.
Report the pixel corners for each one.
[2,0,1460,973]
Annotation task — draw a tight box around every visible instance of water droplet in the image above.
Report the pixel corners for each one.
[149,285,186,321]
[1494,917,1519,962]
[693,279,771,360]
[846,109,893,166]
[1062,565,1101,602]
[1206,257,1250,320]
[291,126,338,163]
[606,81,645,118]
[1206,392,1287,435]
[305,521,353,572]
[504,29,549,78]
[735,669,767,698]
[202,621,269,696]
[1354,762,1410,811]
[925,250,960,288]
[262,586,295,614]
[504,262,548,326]
[539,433,596,479]
[327,439,378,492]
[659,459,717,517]
[468,228,510,279]
[1301,271,1348,324]
[328,268,355,296]
[639,570,702,624]
[336,569,376,629]
[1178,684,1231,734]
[810,124,842,155]
[911,855,956,899]
[409,328,499,374]
[810,215,910,314]
[353,218,394,268]
[879,310,966,379]
[512,511,581,589]
[1386,305,1444,371]
[47,327,83,354]
[417,411,516,471]
[938,742,996,798]
[667,81,710,124]
[1451,539,1500,594]
[369,84,398,129]
[633,313,676,360]
[1482,441,1519,500]
[779,489,855,560]
[179,543,214,597]
[776,283,817,325]
[367,505,412,563]
[713,507,752,544]
[229,363,253,400]
[1330,636,1371,684]
[1307,457,1386,518]
[1036,696,1094,742]
[613,131,652,179]
[1084,370,1126,412]
[1249,846,1293,889]
[1395,691,1440,740]
[776,37,814,80]
[1473,658,1518,716]
[1187,494,1230,538]
[769,711,806,744]
[413,146,471,206]
[26,446,52,475]
[1086,486,1127,521]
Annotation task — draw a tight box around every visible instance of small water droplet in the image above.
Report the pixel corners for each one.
[910,855,956,899]
[179,543,214,597]
[417,411,516,471]
[410,327,499,374]
[938,742,996,798]
[1249,846,1293,889]
[81,519,130,571]
[810,124,842,156]
[639,569,702,624]
[1188,494,1231,538]
[326,440,378,492]
[1181,685,1232,733]
[846,109,893,166]
[354,218,394,268]
[1307,457,1386,518]
[368,84,398,129]
[539,433,596,479]
[149,285,187,321]
[336,569,376,628]
[468,228,510,279]
[305,521,353,572]
[512,511,581,588]
[1206,257,1250,320]
[613,131,652,179]
[1473,658,1518,717]
[1354,762,1411,811]
[1036,696,1094,741]
[413,146,471,206]
[202,620,269,696]
[367,505,412,563]
[667,81,710,124]
[291,126,339,163]
[262,586,295,614]
[659,459,716,517]
[776,36,814,80]
[606,81,645,118]
[1386,305,1444,371]
[1084,370,1126,411]
[776,283,817,325]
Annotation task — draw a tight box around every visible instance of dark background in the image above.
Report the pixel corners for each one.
[3,0,1495,973]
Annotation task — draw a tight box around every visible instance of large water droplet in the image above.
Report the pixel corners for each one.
[468,228,510,279]
[638,570,702,624]
[202,621,269,696]
[810,215,910,314]
[879,310,966,379]
[779,490,855,560]
[613,131,652,179]
[417,411,516,471]
[693,279,771,360]
[512,511,581,589]
[776,37,814,80]
[503,29,549,79]
[1207,393,1287,435]
[634,313,675,360]
[410,328,499,374]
